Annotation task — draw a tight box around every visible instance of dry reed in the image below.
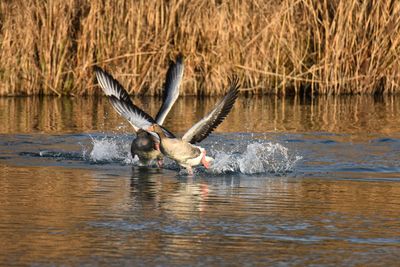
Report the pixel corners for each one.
[0,0,399,96]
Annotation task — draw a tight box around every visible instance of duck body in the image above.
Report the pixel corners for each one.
[153,125,214,174]
[160,138,211,166]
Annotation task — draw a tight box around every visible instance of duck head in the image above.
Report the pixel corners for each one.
[131,129,156,152]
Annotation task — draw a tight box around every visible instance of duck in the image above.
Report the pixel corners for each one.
[94,54,184,166]
[150,124,214,174]
[148,76,240,174]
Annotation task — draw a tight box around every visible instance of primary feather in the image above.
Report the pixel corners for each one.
[94,66,175,138]
[155,53,184,125]
[182,76,240,144]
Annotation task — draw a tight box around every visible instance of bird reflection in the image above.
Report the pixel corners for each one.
[129,166,216,215]
[130,166,158,202]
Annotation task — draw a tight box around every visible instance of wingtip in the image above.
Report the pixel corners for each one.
[176,53,185,65]
[228,74,241,97]
[93,65,103,74]
[182,74,240,144]
[93,66,104,88]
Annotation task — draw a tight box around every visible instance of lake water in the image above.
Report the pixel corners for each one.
[1,96,400,266]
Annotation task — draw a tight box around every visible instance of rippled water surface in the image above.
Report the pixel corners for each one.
[1,96,400,266]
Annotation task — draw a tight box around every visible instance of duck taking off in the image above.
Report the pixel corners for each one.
[149,76,240,174]
[94,54,184,166]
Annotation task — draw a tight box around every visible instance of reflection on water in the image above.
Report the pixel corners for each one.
[0,95,399,135]
[0,96,400,265]
[1,165,400,265]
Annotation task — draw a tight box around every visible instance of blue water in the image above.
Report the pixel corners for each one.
[1,96,400,266]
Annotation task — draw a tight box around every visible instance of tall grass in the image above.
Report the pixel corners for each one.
[0,0,399,96]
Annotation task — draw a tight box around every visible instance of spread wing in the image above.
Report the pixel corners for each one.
[94,66,133,105]
[107,96,156,130]
[94,66,175,138]
[182,76,240,144]
[155,53,184,125]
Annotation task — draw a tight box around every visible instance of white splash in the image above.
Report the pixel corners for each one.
[86,134,301,175]
[88,135,135,163]
[210,142,301,175]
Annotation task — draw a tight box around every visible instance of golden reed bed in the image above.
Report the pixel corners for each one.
[0,0,399,96]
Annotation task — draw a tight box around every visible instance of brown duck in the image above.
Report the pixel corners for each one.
[94,54,184,166]
[149,77,240,174]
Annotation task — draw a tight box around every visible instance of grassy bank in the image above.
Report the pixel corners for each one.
[0,0,399,96]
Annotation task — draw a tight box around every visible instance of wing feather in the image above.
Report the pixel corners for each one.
[94,66,176,138]
[94,66,133,105]
[155,53,184,125]
[108,96,154,130]
[182,76,240,144]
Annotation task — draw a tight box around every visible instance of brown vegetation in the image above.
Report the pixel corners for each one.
[0,0,399,96]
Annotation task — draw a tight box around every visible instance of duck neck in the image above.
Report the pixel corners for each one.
[153,125,166,139]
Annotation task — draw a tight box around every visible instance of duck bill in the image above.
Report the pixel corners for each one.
[201,151,210,169]
[154,142,160,151]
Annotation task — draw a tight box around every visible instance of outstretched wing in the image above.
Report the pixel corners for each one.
[155,53,184,125]
[94,66,133,105]
[107,96,156,130]
[182,76,240,144]
[94,66,155,130]
[94,66,175,138]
